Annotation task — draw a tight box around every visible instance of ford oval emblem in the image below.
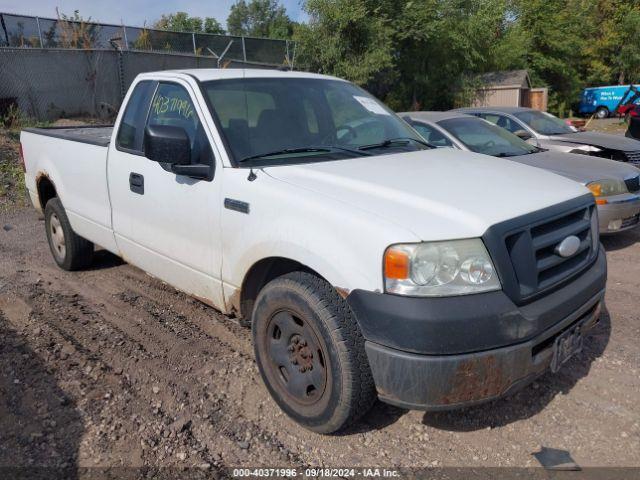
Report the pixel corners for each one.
[556,235,581,258]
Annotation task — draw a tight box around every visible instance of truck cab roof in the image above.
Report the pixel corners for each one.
[136,68,346,83]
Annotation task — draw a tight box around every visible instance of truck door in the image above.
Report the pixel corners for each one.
[107,79,224,309]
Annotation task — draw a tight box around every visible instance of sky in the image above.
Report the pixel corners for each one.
[0,0,308,28]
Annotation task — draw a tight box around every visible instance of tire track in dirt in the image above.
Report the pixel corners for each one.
[1,249,309,467]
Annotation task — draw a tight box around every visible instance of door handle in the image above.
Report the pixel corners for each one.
[129,172,144,195]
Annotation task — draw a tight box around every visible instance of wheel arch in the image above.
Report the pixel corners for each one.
[36,173,58,211]
[234,256,346,322]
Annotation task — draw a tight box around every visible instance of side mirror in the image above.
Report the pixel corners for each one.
[144,125,191,165]
[513,129,533,141]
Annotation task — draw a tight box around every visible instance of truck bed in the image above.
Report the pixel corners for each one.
[23,125,113,147]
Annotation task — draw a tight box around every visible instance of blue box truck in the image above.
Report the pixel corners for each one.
[579,85,640,119]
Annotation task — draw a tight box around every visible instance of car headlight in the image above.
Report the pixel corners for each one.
[384,239,501,296]
[587,179,628,201]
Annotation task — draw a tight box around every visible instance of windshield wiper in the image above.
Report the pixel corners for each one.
[238,145,371,163]
[357,137,435,151]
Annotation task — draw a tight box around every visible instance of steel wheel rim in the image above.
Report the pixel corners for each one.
[49,213,66,261]
[265,309,328,406]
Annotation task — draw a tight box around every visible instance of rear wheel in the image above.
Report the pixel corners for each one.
[252,272,376,434]
[45,198,94,271]
[595,106,609,119]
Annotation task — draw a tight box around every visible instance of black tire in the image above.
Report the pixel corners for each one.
[595,106,609,119]
[252,272,376,434]
[44,197,94,271]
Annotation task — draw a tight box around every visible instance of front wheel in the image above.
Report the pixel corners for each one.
[595,106,609,119]
[252,272,376,434]
[45,198,94,271]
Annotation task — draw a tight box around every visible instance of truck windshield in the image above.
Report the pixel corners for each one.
[438,117,538,157]
[513,110,574,136]
[201,77,427,166]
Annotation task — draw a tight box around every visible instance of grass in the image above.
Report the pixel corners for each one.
[0,122,42,210]
[0,109,53,211]
[0,129,26,210]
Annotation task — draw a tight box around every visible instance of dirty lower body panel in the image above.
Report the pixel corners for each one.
[365,293,602,410]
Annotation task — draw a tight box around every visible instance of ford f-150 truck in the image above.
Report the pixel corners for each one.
[21,69,607,434]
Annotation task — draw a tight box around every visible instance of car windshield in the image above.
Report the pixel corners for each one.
[513,110,574,135]
[201,77,427,166]
[438,116,538,157]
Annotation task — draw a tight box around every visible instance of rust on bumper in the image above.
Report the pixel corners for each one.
[364,297,603,411]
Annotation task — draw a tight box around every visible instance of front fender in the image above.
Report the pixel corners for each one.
[220,169,420,307]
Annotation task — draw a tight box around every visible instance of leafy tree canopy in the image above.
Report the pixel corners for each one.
[154,11,225,35]
[227,0,295,39]
[294,0,640,115]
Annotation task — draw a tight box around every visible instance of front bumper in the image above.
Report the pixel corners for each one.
[597,194,640,234]
[346,247,607,410]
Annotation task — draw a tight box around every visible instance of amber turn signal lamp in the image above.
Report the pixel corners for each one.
[384,248,409,279]
[587,183,602,197]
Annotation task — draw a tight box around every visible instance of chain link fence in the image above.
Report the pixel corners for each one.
[0,13,295,65]
[0,12,296,122]
[0,48,273,121]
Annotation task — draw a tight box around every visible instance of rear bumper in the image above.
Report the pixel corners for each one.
[597,195,640,234]
[347,246,607,409]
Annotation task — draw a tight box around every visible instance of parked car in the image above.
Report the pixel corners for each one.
[401,111,640,234]
[21,69,606,433]
[456,106,640,166]
[578,85,640,119]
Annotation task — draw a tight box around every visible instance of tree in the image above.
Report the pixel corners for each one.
[227,0,295,39]
[294,0,395,87]
[204,17,226,35]
[154,12,225,34]
[286,0,640,114]
[295,0,511,110]
[585,0,640,86]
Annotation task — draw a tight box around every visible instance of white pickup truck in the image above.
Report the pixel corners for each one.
[21,69,607,433]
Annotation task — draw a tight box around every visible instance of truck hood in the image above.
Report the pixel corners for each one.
[509,151,640,184]
[263,149,589,240]
[549,131,640,152]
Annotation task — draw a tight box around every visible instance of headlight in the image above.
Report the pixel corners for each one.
[587,179,628,198]
[384,239,501,296]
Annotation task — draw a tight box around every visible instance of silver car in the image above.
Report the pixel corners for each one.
[401,111,640,234]
[455,106,640,167]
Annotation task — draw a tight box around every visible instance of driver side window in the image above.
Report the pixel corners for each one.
[148,83,199,141]
[147,83,214,167]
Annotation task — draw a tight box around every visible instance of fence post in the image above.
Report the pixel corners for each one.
[122,25,129,50]
[36,16,44,48]
[241,36,247,62]
[192,32,197,55]
[291,41,296,70]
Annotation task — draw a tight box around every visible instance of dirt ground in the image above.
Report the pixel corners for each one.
[582,117,629,135]
[0,127,639,474]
